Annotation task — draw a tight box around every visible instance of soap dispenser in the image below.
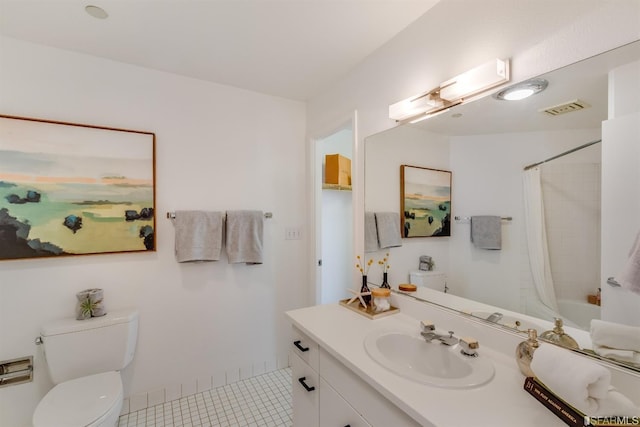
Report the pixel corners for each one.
[515,329,539,377]
[539,318,579,350]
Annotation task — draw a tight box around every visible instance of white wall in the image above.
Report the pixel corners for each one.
[364,125,450,287]
[0,37,308,426]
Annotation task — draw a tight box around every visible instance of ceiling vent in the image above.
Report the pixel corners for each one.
[540,99,591,116]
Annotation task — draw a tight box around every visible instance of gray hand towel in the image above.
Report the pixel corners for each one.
[375,212,402,249]
[174,210,224,262]
[470,216,502,250]
[226,210,264,264]
[364,212,379,253]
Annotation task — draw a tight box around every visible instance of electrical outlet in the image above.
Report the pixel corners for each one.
[285,227,301,240]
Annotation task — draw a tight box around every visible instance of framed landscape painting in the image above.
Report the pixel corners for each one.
[0,115,156,260]
[400,165,451,238]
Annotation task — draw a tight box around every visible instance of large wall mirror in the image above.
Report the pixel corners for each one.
[364,40,640,372]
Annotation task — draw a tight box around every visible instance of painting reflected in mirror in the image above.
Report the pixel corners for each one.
[364,40,640,372]
[400,165,451,238]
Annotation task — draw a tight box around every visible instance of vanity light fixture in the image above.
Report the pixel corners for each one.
[439,59,510,102]
[389,58,510,123]
[409,105,458,124]
[494,78,548,101]
[389,89,445,122]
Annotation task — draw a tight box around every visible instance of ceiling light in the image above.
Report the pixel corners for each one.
[85,5,108,19]
[389,58,510,123]
[494,78,548,101]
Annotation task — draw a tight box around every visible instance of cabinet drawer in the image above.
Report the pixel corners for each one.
[291,352,320,427]
[320,377,370,427]
[292,325,319,371]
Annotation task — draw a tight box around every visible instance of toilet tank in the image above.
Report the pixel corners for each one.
[409,271,446,291]
[41,309,138,384]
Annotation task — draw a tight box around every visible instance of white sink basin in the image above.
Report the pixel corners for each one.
[364,330,495,388]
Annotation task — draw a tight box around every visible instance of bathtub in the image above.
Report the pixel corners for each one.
[557,299,601,330]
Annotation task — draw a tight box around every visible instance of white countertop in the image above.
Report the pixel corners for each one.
[286,303,567,427]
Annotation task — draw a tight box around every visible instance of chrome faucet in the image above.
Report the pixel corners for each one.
[486,312,503,323]
[421,330,458,346]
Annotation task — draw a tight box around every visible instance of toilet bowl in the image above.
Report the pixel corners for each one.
[32,309,138,427]
[33,372,123,427]
[409,271,447,292]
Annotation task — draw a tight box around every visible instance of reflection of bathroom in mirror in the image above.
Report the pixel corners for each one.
[364,40,640,370]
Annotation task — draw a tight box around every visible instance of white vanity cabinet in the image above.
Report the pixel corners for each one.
[290,326,421,427]
[319,377,370,427]
[291,326,320,427]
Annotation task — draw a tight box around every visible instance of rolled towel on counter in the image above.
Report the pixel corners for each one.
[590,319,640,353]
[593,388,640,417]
[592,345,640,365]
[530,343,611,414]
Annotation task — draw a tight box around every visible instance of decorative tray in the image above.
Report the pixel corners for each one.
[339,298,400,319]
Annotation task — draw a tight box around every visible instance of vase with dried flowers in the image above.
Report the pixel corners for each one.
[355,255,373,305]
[378,253,391,289]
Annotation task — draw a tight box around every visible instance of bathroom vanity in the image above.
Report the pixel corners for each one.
[286,293,640,427]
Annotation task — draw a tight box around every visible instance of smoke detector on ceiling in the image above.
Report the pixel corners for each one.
[540,99,591,116]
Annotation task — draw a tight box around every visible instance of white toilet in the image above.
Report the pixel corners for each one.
[33,309,139,427]
[409,271,447,292]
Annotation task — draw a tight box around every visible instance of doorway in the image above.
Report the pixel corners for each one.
[314,123,354,304]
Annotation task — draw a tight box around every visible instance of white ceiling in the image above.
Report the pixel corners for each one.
[0,0,440,101]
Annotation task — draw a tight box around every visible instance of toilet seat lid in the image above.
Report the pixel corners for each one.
[33,371,122,427]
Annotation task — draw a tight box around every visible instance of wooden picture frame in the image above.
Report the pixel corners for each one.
[0,114,156,260]
[400,164,451,238]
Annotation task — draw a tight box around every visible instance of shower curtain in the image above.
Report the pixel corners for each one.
[523,167,559,313]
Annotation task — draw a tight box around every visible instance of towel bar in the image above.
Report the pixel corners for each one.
[167,211,273,219]
[607,277,621,287]
[454,216,512,222]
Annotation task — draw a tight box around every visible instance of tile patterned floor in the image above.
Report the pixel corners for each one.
[118,368,292,427]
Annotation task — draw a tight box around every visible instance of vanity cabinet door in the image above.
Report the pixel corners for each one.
[291,351,320,427]
[319,348,422,427]
[319,378,371,427]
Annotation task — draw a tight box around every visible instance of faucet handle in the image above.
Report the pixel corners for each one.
[421,320,435,332]
[459,336,479,357]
